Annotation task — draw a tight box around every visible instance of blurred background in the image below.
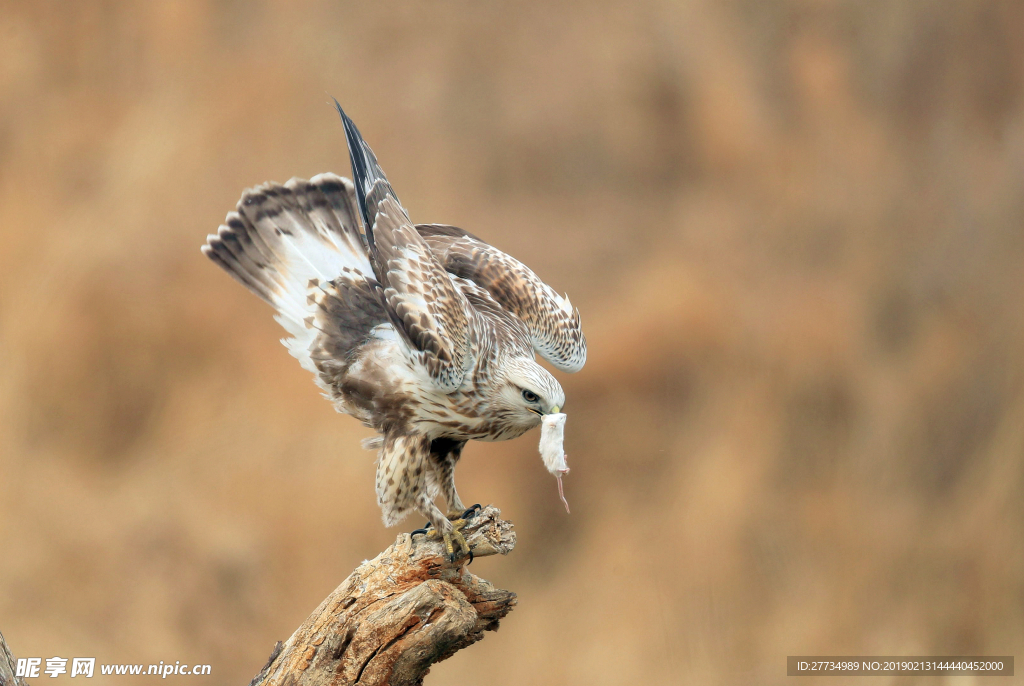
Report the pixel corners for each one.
[2,1,1023,684]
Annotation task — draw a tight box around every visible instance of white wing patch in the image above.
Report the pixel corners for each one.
[203,174,376,384]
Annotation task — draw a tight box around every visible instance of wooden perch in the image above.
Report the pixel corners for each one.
[250,506,517,686]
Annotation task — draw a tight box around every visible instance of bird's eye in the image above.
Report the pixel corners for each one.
[521,389,540,403]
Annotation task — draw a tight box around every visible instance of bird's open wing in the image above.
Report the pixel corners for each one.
[416,224,587,373]
[337,103,474,392]
[202,174,390,391]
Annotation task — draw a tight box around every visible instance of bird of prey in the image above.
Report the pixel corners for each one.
[202,103,586,559]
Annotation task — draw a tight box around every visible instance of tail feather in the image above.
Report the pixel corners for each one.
[203,235,277,304]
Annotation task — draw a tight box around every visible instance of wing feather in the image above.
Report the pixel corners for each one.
[202,174,388,390]
[371,197,474,392]
[417,224,587,373]
[337,104,475,392]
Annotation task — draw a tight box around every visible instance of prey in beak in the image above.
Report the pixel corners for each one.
[539,412,571,513]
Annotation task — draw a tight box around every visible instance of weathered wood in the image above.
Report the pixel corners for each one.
[0,630,28,686]
[250,506,516,686]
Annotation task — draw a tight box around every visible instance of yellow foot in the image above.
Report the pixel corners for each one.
[443,525,471,563]
[422,518,472,562]
[446,503,482,521]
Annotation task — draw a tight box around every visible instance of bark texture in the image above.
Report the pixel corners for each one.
[250,506,516,686]
[0,630,28,686]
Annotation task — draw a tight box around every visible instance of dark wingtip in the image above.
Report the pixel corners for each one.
[332,99,373,243]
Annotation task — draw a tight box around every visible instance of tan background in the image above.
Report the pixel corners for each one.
[2,1,1023,684]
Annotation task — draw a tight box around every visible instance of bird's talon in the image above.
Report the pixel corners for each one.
[440,528,471,563]
[460,504,482,520]
[410,528,429,537]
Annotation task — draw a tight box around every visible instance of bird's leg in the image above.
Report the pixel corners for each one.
[410,501,481,537]
[434,445,475,520]
[437,480,482,563]
[438,460,485,560]
[416,493,471,562]
[411,439,477,560]
[412,499,461,533]
[442,481,467,520]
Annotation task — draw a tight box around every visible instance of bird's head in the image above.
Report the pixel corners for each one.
[493,356,566,429]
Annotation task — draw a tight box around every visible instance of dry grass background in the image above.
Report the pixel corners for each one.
[2,1,1023,684]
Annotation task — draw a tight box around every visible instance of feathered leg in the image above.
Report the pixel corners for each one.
[376,433,470,561]
[429,438,469,517]
[376,434,435,526]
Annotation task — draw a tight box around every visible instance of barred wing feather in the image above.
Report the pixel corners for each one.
[417,224,587,373]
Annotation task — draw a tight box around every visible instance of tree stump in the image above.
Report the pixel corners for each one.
[0,630,28,686]
[249,506,517,686]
